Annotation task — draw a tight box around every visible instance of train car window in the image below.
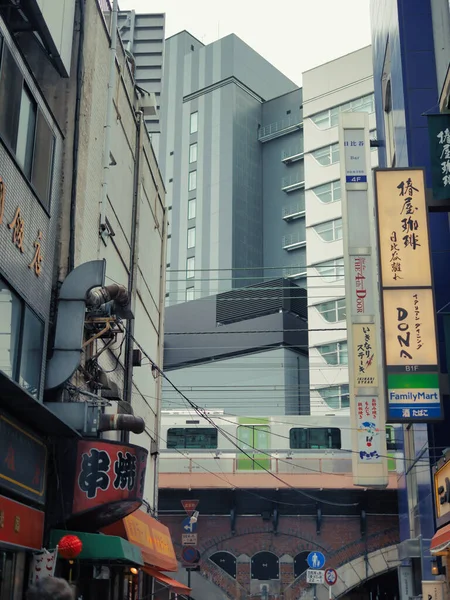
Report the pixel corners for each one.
[386,426,397,451]
[167,427,218,449]
[289,428,341,449]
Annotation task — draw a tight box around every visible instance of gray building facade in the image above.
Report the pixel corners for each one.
[156,32,304,304]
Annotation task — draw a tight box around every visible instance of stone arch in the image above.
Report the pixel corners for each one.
[294,544,400,600]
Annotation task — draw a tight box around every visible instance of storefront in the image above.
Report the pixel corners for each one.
[429,454,450,594]
[103,509,191,599]
[46,438,187,600]
[0,410,48,599]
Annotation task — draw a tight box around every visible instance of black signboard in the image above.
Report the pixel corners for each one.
[0,411,47,505]
[427,113,450,203]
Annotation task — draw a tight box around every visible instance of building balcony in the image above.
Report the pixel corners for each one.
[259,115,303,143]
[282,234,306,251]
[281,150,304,164]
[281,175,305,193]
[282,204,305,221]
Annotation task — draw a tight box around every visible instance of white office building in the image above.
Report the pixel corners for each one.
[303,46,378,416]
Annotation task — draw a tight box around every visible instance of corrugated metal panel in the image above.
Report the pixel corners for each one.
[216,279,306,325]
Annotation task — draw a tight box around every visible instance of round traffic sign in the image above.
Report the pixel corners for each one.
[307,551,326,570]
[181,546,200,563]
[325,568,337,585]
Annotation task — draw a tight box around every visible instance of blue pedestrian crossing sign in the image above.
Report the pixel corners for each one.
[182,516,197,534]
[307,551,326,570]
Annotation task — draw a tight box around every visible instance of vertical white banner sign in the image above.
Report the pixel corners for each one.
[339,112,388,487]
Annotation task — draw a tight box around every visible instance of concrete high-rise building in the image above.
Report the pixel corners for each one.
[303,47,377,416]
[156,32,305,305]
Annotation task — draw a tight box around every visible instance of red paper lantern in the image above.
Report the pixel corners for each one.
[58,535,83,559]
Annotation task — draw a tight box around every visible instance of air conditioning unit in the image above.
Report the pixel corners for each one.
[138,92,158,117]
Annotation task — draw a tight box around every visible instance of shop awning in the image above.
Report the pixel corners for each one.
[102,509,177,572]
[144,566,191,596]
[431,523,450,554]
[50,530,144,565]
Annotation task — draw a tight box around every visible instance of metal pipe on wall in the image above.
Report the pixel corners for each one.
[99,0,119,236]
[123,110,144,430]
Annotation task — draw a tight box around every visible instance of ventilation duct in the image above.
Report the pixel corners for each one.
[45,260,106,390]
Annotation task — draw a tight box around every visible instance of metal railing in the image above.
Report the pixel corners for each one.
[281,173,305,190]
[259,114,303,140]
[282,233,306,249]
[282,203,305,219]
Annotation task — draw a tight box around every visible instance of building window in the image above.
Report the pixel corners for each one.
[313,218,342,242]
[311,93,375,130]
[167,427,218,449]
[290,427,341,449]
[0,44,55,207]
[314,257,344,281]
[315,298,346,323]
[186,287,195,302]
[189,142,198,163]
[311,180,341,204]
[190,111,198,134]
[316,341,348,365]
[311,143,340,166]
[187,227,196,248]
[186,257,195,279]
[317,384,350,410]
[0,277,44,398]
[188,198,196,220]
[188,170,197,191]
[16,86,36,178]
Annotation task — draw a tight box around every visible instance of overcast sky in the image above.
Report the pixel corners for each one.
[118,0,372,85]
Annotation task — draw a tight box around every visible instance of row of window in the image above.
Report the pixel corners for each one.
[311,93,375,130]
[0,277,44,398]
[0,34,55,208]
[166,427,343,450]
[315,297,346,323]
[186,112,198,300]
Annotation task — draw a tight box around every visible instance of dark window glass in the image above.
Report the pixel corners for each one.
[0,279,21,380]
[167,427,218,449]
[31,110,55,207]
[251,552,279,580]
[386,426,398,451]
[0,46,23,151]
[19,307,44,397]
[210,552,236,578]
[289,428,341,450]
[16,86,36,178]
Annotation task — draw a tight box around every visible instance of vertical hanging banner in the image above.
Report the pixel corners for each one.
[339,112,388,487]
[374,168,442,423]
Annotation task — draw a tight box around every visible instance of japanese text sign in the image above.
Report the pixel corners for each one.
[343,128,367,184]
[356,396,382,463]
[375,169,431,287]
[72,440,148,517]
[427,113,450,202]
[352,324,378,387]
[434,459,450,527]
[382,288,437,367]
[0,412,47,505]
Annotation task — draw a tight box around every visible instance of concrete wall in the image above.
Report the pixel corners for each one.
[57,1,166,510]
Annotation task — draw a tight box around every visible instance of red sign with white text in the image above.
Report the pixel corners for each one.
[181,500,199,516]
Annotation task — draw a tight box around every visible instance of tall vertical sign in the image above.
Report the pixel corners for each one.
[339,112,388,487]
[374,168,442,422]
